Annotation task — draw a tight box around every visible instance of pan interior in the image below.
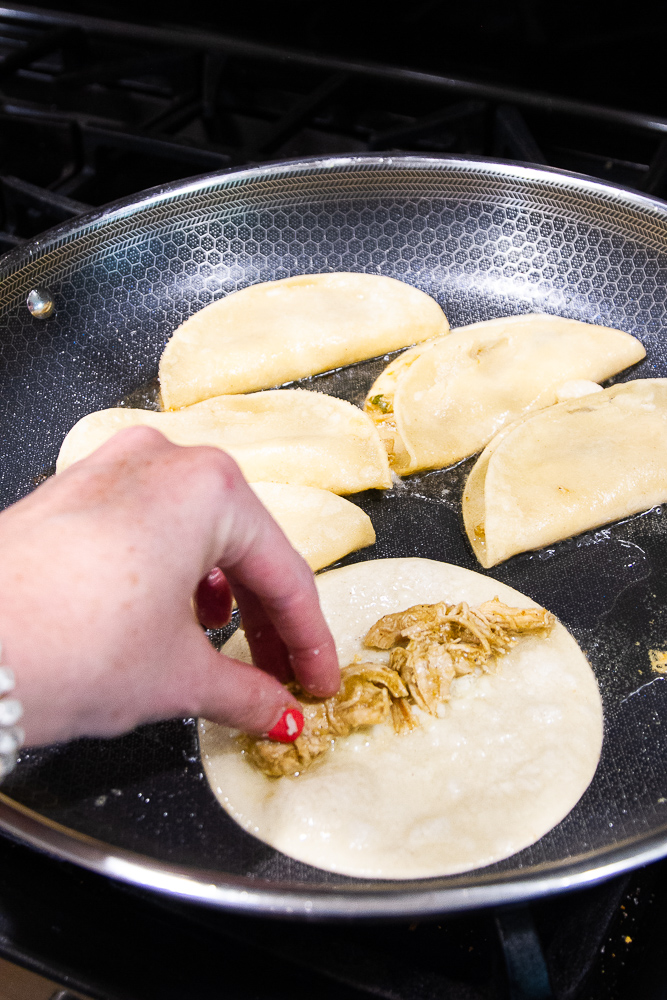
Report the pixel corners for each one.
[2,157,667,904]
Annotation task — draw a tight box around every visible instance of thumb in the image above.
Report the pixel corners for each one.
[189,639,304,739]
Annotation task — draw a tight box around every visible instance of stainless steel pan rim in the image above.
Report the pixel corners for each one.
[2,792,667,919]
[3,151,667,290]
[2,152,667,917]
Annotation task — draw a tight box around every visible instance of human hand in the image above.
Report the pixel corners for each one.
[0,427,340,747]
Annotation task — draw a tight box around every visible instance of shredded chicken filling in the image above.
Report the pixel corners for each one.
[365,394,404,466]
[241,598,554,777]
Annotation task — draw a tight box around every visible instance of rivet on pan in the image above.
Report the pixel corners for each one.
[26,287,55,319]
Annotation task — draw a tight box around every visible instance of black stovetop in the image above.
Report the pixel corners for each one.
[0,1,665,253]
[26,0,667,115]
[0,5,665,998]
[1,827,666,1000]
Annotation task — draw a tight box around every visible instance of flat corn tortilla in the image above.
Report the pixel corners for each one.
[199,558,602,879]
[160,273,449,409]
[364,313,645,475]
[463,378,667,568]
[56,389,392,494]
[249,482,375,571]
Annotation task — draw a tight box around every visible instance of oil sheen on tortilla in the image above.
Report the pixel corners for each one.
[249,482,375,572]
[364,313,645,474]
[199,558,603,879]
[160,272,449,408]
[463,378,667,567]
[56,388,391,495]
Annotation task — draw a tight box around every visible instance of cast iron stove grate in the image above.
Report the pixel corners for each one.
[0,5,664,250]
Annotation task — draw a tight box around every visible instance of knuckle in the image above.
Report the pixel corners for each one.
[183,447,243,492]
[111,425,167,450]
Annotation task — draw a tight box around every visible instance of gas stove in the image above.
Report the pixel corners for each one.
[0,2,665,254]
[0,5,665,998]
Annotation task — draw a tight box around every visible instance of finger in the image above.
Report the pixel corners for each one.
[230,580,292,683]
[189,641,303,739]
[195,568,233,629]
[223,538,339,698]
[217,472,340,698]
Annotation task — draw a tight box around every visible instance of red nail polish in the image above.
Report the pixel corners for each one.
[268,708,303,743]
[195,567,233,629]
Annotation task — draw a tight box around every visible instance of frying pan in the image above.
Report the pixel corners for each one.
[0,154,667,918]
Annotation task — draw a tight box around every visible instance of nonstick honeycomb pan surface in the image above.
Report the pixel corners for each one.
[0,155,666,917]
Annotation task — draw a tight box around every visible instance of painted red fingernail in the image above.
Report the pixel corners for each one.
[195,567,233,629]
[268,708,303,743]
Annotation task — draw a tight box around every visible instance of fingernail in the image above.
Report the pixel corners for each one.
[195,567,233,629]
[267,708,303,743]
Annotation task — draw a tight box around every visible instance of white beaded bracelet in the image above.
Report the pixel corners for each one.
[0,644,24,779]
